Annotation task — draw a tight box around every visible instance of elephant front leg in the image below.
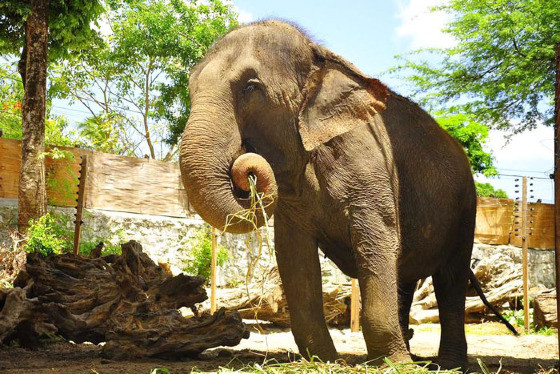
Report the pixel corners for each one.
[353,212,411,364]
[274,214,338,362]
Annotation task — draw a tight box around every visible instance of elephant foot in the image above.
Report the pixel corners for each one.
[436,359,468,373]
[297,340,339,363]
[368,350,412,366]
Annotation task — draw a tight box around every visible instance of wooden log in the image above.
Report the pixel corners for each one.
[534,290,558,330]
[0,241,248,358]
[214,267,352,327]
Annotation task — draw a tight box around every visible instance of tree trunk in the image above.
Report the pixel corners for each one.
[553,42,560,364]
[17,0,49,233]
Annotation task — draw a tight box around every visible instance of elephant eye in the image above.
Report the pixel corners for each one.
[243,78,262,94]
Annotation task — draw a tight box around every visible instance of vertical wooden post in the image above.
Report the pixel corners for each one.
[350,278,360,332]
[521,176,529,331]
[210,227,217,314]
[73,155,88,255]
[553,42,560,363]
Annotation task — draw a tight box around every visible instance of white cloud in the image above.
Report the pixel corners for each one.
[487,125,553,167]
[395,0,455,49]
[236,7,254,24]
[476,125,554,202]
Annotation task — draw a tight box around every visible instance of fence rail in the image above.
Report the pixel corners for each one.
[0,138,555,249]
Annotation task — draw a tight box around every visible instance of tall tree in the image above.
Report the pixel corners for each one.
[393,0,560,133]
[53,0,237,160]
[0,0,103,232]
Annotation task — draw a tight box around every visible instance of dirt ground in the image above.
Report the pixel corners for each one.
[0,322,557,374]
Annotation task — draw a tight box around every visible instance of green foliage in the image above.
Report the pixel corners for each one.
[75,114,132,155]
[502,299,557,335]
[0,0,104,62]
[25,213,72,256]
[475,181,508,198]
[435,112,496,176]
[24,212,125,257]
[79,241,122,257]
[392,0,560,132]
[0,65,23,139]
[183,225,229,282]
[52,0,237,159]
[0,63,76,146]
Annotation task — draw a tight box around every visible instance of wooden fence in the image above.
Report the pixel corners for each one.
[0,138,555,249]
[0,138,189,217]
[475,197,554,249]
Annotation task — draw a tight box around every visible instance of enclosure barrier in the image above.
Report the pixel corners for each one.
[0,138,555,249]
[0,138,189,217]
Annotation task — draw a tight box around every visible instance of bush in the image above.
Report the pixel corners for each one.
[183,225,229,282]
[25,212,124,257]
[475,181,508,198]
[79,241,122,257]
[25,213,72,256]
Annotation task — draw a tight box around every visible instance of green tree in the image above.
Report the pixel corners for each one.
[475,182,508,198]
[0,63,75,146]
[0,65,23,139]
[394,0,560,132]
[53,0,237,160]
[435,112,496,176]
[0,0,104,232]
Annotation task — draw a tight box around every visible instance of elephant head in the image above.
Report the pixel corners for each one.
[180,20,388,233]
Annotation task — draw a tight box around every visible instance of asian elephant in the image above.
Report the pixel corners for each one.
[180,20,476,369]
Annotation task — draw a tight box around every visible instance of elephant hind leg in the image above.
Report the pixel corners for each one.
[398,280,417,351]
[432,253,470,371]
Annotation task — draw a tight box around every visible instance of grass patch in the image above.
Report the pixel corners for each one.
[192,357,464,374]
[224,174,275,282]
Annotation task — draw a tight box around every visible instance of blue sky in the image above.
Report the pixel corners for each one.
[231,0,555,202]
[50,0,554,202]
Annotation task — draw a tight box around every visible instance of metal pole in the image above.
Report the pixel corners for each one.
[350,278,360,332]
[210,227,217,314]
[521,176,529,331]
[73,155,88,255]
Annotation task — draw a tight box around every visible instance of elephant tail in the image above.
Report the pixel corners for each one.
[469,270,519,336]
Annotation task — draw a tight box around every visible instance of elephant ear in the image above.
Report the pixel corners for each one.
[298,45,389,151]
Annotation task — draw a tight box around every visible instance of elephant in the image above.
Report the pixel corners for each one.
[180,20,476,369]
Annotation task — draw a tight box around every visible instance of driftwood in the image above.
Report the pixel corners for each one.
[218,249,526,327]
[216,268,351,327]
[0,241,248,358]
[410,251,524,324]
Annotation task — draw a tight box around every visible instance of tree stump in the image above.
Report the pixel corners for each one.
[0,240,248,358]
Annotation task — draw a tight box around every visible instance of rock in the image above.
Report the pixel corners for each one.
[533,290,557,329]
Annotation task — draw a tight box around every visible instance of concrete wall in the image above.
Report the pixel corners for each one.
[1,199,555,288]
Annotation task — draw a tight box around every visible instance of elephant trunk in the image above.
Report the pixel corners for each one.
[180,105,277,234]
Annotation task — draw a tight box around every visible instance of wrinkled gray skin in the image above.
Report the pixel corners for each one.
[180,20,476,369]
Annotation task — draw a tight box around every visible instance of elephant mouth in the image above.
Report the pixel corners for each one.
[225,152,278,230]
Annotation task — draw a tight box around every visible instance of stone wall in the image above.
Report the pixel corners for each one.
[0,199,347,286]
[0,199,555,288]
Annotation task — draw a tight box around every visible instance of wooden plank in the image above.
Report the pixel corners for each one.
[73,155,89,254]
[521,177,529,331]
[350,278,360,332]
[475,197,515,245]
[211,227,217,314]
[85,152,189,217]
[510,202,555,249]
